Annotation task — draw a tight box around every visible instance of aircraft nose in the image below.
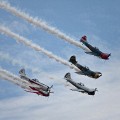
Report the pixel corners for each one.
[99,72,102,76]
[106,53,111,59]
[101,53,111,60]
[94,73,102,78]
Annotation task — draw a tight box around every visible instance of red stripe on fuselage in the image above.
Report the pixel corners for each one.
[29,86,49,97]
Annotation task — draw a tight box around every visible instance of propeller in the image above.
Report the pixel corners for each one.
[109,53,111,56]
[48,85,54,93]
[95,88,98,92]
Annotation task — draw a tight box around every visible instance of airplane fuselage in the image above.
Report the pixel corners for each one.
[75,63,102,79]
[82,40,102,56]
[66,78,96,95]
[29,86,50,96]
[20,75,49,92]
[19,69,52,97]
[80,36,111,60]
[69,55,102,79]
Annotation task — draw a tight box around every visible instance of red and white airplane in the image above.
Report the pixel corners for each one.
[19,69,53,97]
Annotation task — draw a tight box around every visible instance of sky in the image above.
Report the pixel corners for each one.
[0,0,120,120]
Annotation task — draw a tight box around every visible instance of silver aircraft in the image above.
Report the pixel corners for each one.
[19,69,53,97]
[64,73,98,95]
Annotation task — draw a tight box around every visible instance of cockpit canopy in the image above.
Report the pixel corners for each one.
[32,79,39,83]
[95,47,99,50]
[78,83,84,86]
[84,66,89,70]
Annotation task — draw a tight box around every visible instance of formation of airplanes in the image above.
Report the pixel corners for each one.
[14,35,110,97]
[0,36,111,97]
[17,36,110,97]
[63,36,110,96]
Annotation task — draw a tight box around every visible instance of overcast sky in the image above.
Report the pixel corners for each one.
[0,0,120,120]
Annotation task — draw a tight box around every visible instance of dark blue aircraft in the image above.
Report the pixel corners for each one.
[80,36,111,60]
[69,56,102,79]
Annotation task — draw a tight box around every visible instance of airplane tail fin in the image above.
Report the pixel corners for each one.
[80,35,87,42]
[19,68,26,77]
[69,55,77,64]
[64,73,72,80]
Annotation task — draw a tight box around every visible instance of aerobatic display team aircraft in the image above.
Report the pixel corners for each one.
[64,73,98,95]
[69,56,102,79]
[80,36,111,60]
[19,69,53,97]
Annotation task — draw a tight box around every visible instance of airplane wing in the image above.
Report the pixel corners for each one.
[70,88,85,93]
[75,71,85,75]
[85,52,94,55]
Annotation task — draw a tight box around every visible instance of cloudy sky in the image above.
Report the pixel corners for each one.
[0,0,120,120]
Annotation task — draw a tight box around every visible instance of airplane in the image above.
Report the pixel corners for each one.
[80,36,111,60]
[19,69,53,97]
[69,56,102,79]
[64,73,98,95]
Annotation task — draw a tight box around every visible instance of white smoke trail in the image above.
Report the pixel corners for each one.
[0,72,22,86]
[0,26,80,72]
[0,67,66,95]
[0,51,65,83]
[0,51,41,74]
[0,1,89,52]
[0,67,29,88]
